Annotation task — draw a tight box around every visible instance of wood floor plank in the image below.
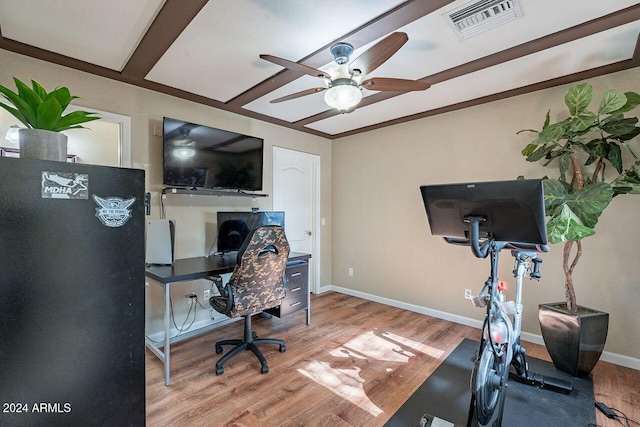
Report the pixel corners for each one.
[146,291,639,426]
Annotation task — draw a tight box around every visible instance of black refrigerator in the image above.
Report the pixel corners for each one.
[0,157,145,426]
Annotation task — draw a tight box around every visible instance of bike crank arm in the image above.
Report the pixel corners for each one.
[508,371,573,394]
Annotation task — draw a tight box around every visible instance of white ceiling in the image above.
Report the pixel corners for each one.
[1,0,639,139]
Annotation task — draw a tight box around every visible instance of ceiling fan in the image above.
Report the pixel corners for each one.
[259,32,430,113]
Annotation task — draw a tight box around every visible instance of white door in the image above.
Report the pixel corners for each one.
[272,147,320,293]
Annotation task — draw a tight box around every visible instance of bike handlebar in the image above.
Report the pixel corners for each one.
[443,215,549,258]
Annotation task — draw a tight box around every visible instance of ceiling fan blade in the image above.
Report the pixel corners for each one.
[361,77,431,92]
[348,32,408,76]
[260,54,328,79]
[270,87,327,103]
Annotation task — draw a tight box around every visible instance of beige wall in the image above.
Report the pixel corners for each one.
[332,68,640,361]
[4,46,639,361]
[0,49,332,335]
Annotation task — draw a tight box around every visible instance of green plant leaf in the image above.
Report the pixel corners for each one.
[0,84,37,127]
[542,110,551,129]
[525,144,549,162]
[36,97,62,130]
[616,127,640,142]
[607,143,623,174]
[0,101,30,128]
[543,179,568,211]
[612,167,640,195]
[49,87,72,111]
[546,204,595,243]
[13,77,43,116]
[601,117,639,136]
[569,112,597,132]
[31,79,48,100]
[536,121,568,144]
[598,89,627,115]
[55,110,100,131]
[521,143,538,157]
[565,83,593,116]
[566,182,613,214]
[612,91,640,114]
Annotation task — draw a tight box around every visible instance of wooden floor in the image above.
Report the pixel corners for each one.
[146,292,639,426]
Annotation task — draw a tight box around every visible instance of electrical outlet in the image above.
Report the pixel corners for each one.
[186,292,197,305]
[204,289,210,299]
[465,289,473,299]
[348,268,354,277]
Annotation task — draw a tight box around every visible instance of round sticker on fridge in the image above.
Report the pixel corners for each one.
[92,195,136,227]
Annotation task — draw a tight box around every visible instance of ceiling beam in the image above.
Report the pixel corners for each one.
[121,0,209,79]
[330,54,640,139]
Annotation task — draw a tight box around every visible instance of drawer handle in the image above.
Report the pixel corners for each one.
[290,272,302,277]
[290,287,301,292]
[290,301,301,307]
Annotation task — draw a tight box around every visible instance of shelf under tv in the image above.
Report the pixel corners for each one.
[162,187,268,198]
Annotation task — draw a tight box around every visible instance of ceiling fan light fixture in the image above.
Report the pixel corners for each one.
[324,79,362,113]
[330,42,354,65]
[173,147,196,159]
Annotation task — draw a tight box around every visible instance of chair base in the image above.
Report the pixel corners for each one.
[214,314,286,375]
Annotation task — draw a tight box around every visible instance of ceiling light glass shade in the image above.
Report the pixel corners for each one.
[173,147,195,159]
[324,80,362,113]
[5,125,20,144]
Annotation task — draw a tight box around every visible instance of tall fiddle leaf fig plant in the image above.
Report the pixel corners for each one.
[519,83,640,312]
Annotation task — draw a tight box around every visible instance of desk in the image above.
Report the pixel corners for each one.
[145,252,311,385]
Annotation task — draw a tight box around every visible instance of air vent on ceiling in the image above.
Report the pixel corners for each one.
[444,0,523,40]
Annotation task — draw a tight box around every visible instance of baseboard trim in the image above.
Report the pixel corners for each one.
[326,285,640,371]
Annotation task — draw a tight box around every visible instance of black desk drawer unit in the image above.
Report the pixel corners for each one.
[266,260,308,318]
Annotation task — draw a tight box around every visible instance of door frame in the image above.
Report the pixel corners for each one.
[272,146,321,294]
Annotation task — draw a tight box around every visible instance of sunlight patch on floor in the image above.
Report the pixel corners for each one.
[381,331,445,359]
[330,331,415,363]
[297,330,445,417]
[297,360,384,417]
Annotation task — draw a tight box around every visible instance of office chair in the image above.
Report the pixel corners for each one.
[209,225,290,375]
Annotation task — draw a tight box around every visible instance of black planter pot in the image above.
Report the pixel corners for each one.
[538,302,609,377]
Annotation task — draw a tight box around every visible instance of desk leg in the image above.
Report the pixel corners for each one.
[307,290,311,325]
[164,283,171,386]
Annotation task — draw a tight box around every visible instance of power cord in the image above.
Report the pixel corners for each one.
[592,400,639,427]
[613,407,640,427]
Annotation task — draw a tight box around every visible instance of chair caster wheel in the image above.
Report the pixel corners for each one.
[215,345,223,354]
[261,366,269,374]
[215,367,224,375]
[279,344,286,352]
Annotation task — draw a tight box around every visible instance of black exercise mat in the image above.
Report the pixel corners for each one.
[386,338,595,427]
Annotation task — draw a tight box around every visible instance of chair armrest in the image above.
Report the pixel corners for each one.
[208,275,233,315]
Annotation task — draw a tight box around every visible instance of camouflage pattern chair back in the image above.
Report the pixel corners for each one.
[227,225,290,317]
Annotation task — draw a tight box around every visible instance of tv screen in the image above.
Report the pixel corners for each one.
[163,117,264,191]
[217,211,285,253]
[420,179,547,245]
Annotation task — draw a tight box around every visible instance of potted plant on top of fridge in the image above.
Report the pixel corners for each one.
[518,82,640,376]
[0,77,99,161]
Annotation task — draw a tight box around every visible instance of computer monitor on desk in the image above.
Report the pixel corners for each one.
[216,211,284,254]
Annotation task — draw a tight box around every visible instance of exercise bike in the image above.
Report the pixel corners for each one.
[420,179,574,427]
[451,217,573,427]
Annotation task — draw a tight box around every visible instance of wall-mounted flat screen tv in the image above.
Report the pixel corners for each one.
[217,211,285,253]
[163,117,264,191]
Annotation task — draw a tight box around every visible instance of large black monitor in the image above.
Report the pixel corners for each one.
[420,179,547,245]
[217,211,285,253]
